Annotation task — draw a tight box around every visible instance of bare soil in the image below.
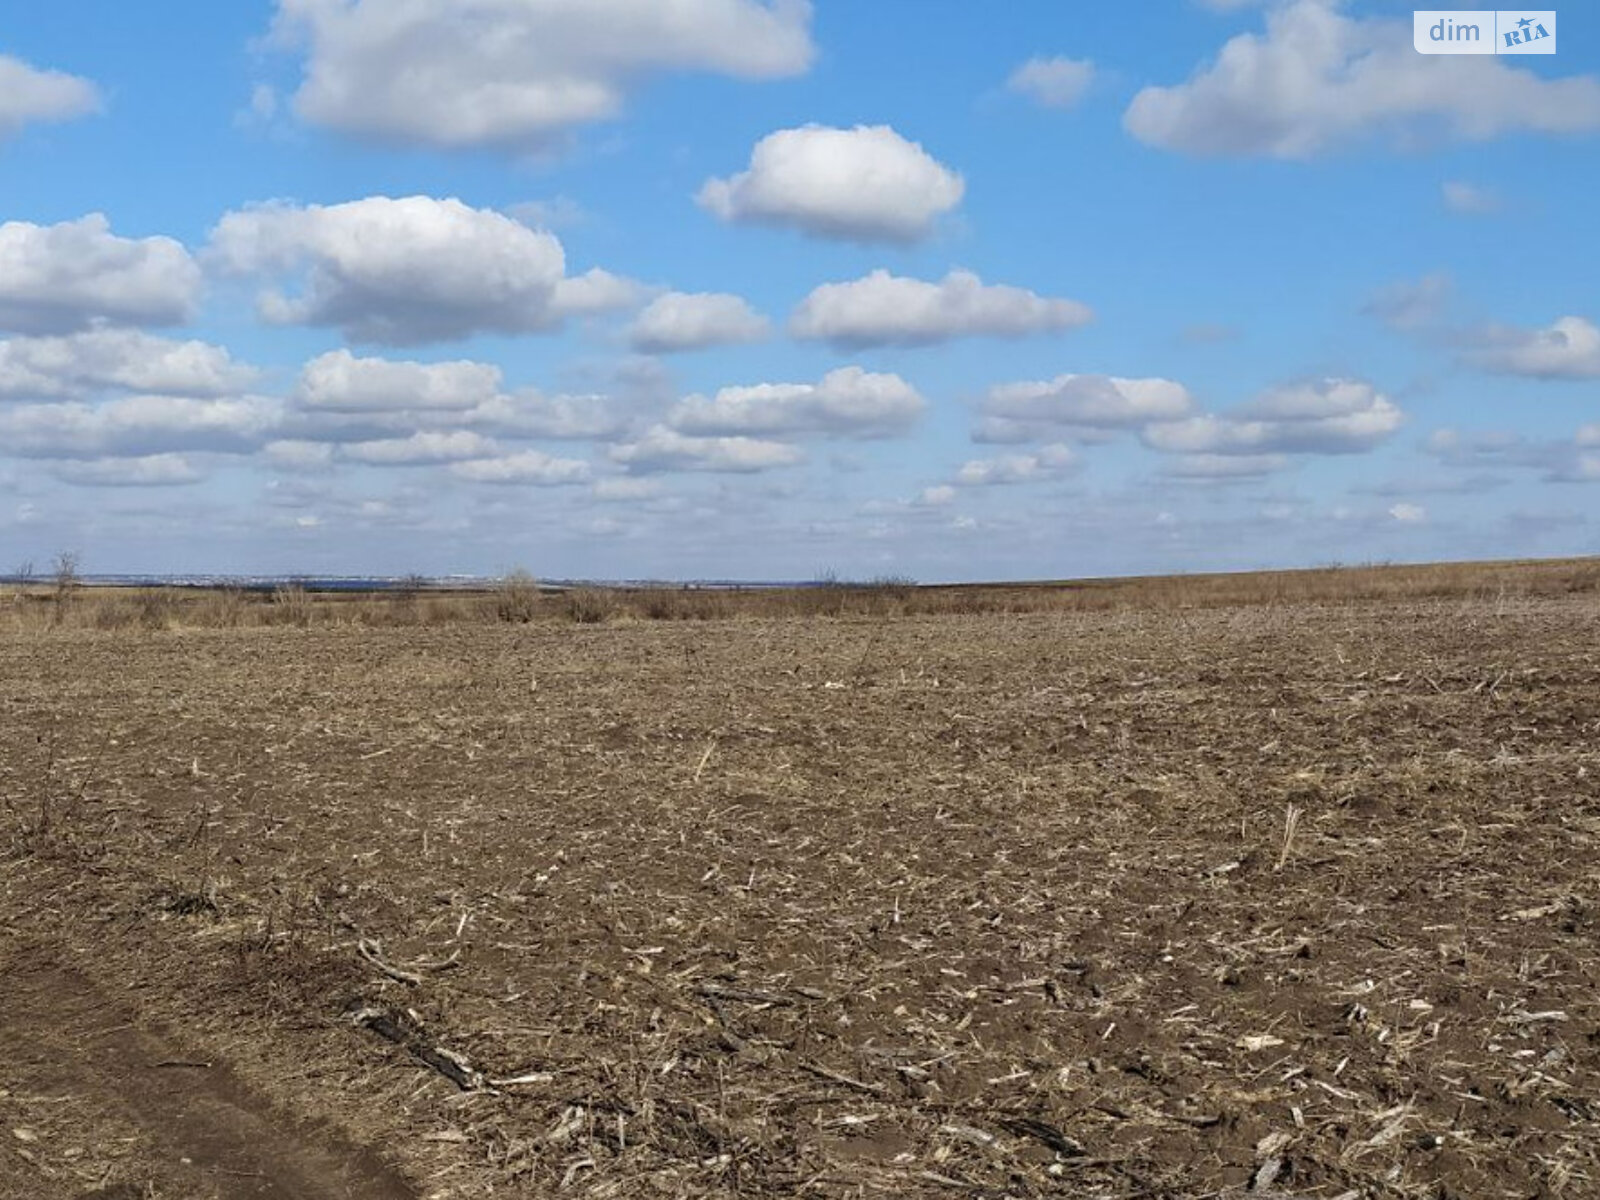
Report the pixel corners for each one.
[2,592,1597,1198]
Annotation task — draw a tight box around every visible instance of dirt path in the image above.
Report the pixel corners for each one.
[0,943,417,1200]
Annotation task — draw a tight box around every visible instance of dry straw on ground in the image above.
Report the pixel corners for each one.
[0,557,1596,1199]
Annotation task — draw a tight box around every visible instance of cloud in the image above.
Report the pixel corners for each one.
[207,195,633,345]
[1471,316,1600,379]
[1357,472,1507,498]
[508,197,588,230]
[592,477,664,502]
[52,454,203,487]
[1421,427,1541,469]
[1364,272,1452,332]
[1236,378,1393,422]
[1420,426,1600,484]
[466,392,628,441]
[296,348,501,411]
[917,484,956,506]
[1547,425,1600,482]
[667,366,924,438]
[0,395,281,458]
[954,444,1077,487]
[790,270,1091,349]
[1162,453,1287,479]
[449,450,591,485]
[553,268,644,315]
[698,124,964,243]
[1560,453,1600,483]
[1007,56,1095,109]
[286,349,629,443]
[1389,502,1427,524]
[269,0,814,151]
[0,215,200,334]
[1124,1,1600,158]
[1424,427,1517,461]
[263,439,336,472]
[629,291,770,353]
[340,430,498,465]
[0,54,100,138]
[979,374,1195,436]
[611,426,803,473]
[1143,379,1402,455]
[0,330,254,399]
[244,84,279,123]
[1442,180,1501,215]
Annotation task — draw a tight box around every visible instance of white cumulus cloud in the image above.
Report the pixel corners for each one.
[340,430,498,465]
[791,270,1091,349]
[1472,316,1600,380]
[286,349,628,443]
[208,195,633,345]
[296,349,502,411]
[53,454,203,487]
[629,291,770,353]
[450,450,592,485]
[1142,379,1402,456]
[980,374,1195,434]
[611,426,803,473]
[467,392,628,441]
[954,445,1077,487]
[1124,1,1600,158]
[1007,56,1095,110]
[667,366,924,438]
[0,54,100,138]
[0,330,253,399]
[264,439,336,472]
[270,0,814,151]
[0,395,282,459]
[698,124,964,243]
[0,215,200,334]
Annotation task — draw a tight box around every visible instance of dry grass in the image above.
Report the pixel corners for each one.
[1,556,1596,635]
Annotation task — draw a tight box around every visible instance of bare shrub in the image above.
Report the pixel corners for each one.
[271,582,312,627]
[560,587,616,624]
[855,574,916,616]
[137,588,179,630]
[796,570,849,618]
[492,570,541,623]
[90,597,136,630]
[51,551,81,625]
[198,585,249,627]
[387,573,429,625]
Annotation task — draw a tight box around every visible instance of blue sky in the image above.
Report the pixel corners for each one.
[0,0,1596,581]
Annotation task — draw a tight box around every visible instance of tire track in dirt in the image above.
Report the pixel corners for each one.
[0,943,416,1200]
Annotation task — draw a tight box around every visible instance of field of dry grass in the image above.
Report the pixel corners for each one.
[3,556,1599,631]
[1,559,1597,1199]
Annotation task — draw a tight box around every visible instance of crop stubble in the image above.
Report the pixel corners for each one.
[1,594,1597,1197]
